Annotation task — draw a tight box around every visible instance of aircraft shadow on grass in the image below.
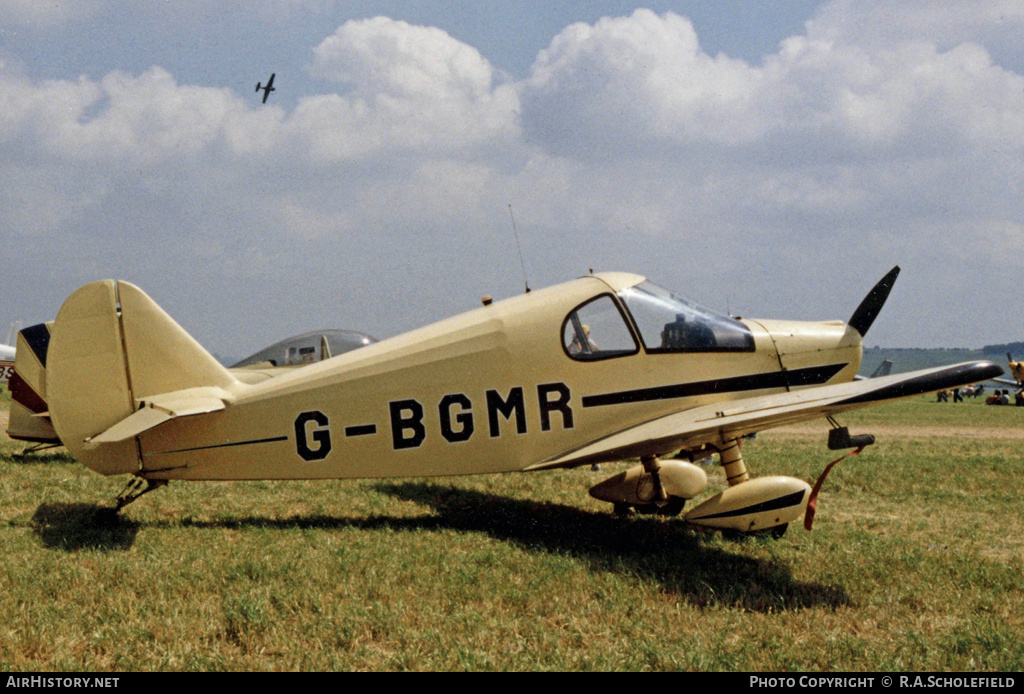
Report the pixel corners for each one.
[374,481,850,612]
[9,451,76,466]
[31,503,140,552]
[30,484,848,612]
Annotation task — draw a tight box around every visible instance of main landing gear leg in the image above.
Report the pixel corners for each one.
[641,455,669,505]
[113,476,167,512]
[718,438,749,487]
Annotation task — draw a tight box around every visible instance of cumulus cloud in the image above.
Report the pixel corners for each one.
[0,68,264,164]
[297,16,520,160]
[509,3,1024,340]
[0,16,520,237]
[521,8,1023,228]
[521,10,766,151]
[312,16,494,99]
[0,67,264,242]
[520,6,1024,164]
[808,0,1024,64]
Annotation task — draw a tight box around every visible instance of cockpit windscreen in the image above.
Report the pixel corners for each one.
[618,281,754,353]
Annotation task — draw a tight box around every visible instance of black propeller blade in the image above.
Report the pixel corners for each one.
[848,266,900,337]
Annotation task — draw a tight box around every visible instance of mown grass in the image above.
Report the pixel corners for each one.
[1,392,1022,671]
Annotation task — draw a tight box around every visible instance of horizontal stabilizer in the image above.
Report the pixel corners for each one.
[85,388,231,446]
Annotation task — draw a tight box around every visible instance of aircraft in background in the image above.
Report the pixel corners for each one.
[5,324,375,449]
[869,359,893,378]
[231,329,376,381]
[37,268,1002,536]
[0,341,14,384]
[993,352,1024,388]
[854,358,893,381]
[5,323,53,446]
[255,73,275,103]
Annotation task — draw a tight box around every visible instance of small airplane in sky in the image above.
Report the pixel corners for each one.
[37,268,1001,535]
[255,73,275,104]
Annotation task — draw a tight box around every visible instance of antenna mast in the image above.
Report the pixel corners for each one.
[508,204,530,293]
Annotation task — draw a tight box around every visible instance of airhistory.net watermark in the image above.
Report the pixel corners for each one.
[6,677,119,689]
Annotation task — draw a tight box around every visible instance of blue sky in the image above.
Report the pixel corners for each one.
[1,1,1022,356]
[4,2,825,80]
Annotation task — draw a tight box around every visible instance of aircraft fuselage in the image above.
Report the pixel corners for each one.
[123,274,860,481]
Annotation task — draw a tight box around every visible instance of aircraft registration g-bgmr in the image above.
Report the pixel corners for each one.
[36,268,1002,535]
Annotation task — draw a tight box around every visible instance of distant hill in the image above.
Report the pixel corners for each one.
[982,341,1024,359]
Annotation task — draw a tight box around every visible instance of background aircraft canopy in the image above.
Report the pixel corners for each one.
[231,329,376,368]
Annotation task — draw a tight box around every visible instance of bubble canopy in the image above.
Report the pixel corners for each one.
[562,278,754,360]
[618,281,755,353]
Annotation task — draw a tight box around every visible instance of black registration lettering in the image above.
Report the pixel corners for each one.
[390,399,426,450]
[439,394,474,443]
[294,411,332,461]
[537,382,574,431]
[485,387,527,437]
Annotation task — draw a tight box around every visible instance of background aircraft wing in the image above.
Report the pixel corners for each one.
[529,361,1003,470]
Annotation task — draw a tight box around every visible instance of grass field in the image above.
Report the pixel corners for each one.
[1,387,1022,672]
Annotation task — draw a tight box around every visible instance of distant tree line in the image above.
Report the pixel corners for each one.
[983,342,1024,357]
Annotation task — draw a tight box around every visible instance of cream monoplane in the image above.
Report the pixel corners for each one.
[40,268,1002,535]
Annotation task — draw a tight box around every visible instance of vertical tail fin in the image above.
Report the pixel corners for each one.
[47,281,237,475]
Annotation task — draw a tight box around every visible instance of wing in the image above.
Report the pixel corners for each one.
[529,361,1003,470]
